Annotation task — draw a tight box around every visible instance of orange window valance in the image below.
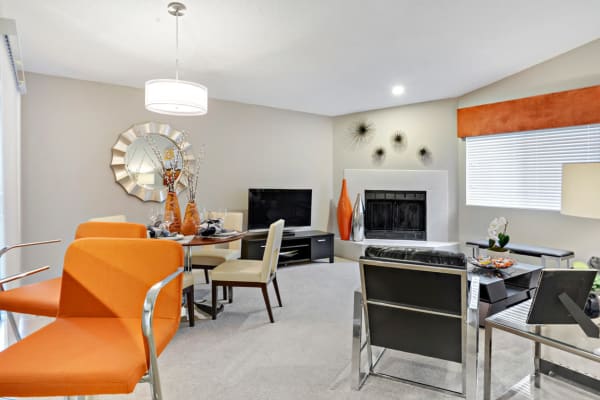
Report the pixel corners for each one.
[457,85,600,138]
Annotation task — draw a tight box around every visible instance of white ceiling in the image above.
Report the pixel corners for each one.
[2,0,600,116]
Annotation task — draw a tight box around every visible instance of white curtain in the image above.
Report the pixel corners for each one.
[0,34,22,280]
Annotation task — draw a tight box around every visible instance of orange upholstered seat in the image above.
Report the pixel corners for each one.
[0,238,183,397]
[0,221,148,319]
[74,221,148,239]
[0,276,60,316]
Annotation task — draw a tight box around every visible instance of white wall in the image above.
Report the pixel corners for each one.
[458,39,600,261]
[21,73,332,276]
[331,98,459,240]
[0,28,21,278]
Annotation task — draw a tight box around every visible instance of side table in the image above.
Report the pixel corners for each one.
[469,263,542,325]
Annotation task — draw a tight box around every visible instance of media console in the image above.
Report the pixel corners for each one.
[241,230,334,265]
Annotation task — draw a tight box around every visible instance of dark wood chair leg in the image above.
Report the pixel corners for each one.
[228,286,233,304]
[222,285,227,300]
[211,282,218,320]
[204,268,210,283]
[185,286,195,327]
[272,276,282,307]
[261,284,274,323]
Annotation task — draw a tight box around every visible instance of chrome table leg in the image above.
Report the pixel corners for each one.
[484,323,493,400]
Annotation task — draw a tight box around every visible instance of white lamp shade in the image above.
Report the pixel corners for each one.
[561,162,600,219]
[145,79,208,116]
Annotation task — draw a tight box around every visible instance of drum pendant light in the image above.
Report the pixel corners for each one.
[145,2,207,116]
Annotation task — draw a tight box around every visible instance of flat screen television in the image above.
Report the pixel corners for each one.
[248,188,312,230]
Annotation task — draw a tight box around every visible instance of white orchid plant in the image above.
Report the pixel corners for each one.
[487,217,510,251]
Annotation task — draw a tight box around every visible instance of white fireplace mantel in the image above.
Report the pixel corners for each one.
[343,169,449,241]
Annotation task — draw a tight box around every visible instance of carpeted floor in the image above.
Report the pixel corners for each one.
[4,259,598,399]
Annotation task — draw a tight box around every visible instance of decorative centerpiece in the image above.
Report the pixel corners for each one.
[145,134,183,233]
[487,217,510,258]
[181,157,202,235]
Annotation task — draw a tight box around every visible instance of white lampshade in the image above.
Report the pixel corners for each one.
[561,162,600,219]
[145,79,208,116]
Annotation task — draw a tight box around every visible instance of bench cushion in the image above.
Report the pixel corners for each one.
[466,240,574,258]
[363,246,466,269]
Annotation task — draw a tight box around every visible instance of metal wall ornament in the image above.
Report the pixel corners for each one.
[351,193,365,242]
[372,147,386,164]
[350,120,375,144]
[418,146,432,164]
[391,130,406,150]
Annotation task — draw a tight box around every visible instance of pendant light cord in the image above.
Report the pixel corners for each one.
[175,10,179,81]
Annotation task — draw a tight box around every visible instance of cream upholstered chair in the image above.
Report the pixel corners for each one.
[88,214,127,222]
[211,219,284,323]
[191,211,243,284]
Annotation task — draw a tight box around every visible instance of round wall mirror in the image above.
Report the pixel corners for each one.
[111,122,194,202]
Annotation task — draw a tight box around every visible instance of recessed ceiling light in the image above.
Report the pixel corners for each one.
[392,85,405,96]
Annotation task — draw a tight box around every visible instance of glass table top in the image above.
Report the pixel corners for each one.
[487,300,600,359]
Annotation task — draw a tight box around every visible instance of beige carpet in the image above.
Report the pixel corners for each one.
[2,259,597,399]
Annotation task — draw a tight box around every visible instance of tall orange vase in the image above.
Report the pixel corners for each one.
[337,179,352,240]
[164,191,182,233]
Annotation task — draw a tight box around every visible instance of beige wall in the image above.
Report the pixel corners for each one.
[458,39,600,261]
[21,73,332,276]
[332,98,459,239]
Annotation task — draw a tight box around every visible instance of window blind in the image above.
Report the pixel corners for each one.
[466,124,600,210]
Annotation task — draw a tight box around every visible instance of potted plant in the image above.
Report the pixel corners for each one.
[487,217,510,258]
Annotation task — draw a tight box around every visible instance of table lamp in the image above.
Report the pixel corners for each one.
[561,162,600,219]
[560,162,600,337]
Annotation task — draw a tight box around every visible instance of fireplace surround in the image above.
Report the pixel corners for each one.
[343,169,449,242]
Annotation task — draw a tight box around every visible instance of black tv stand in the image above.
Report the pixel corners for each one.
[242,230,334,265]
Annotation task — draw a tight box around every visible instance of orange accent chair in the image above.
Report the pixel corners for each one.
[0,238,183,398]
[0,221,148,340]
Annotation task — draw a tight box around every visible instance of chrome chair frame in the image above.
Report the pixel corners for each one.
[352,258,480,399]
[0,239,61,341]
[141,266,183,400]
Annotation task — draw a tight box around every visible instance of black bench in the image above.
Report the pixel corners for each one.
[466,240,574,268]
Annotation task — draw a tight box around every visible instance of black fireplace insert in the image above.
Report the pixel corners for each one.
[364,190,426,240]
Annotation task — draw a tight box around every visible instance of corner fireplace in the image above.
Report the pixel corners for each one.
[364,190,426,240]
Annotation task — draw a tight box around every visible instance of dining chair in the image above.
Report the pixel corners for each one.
[88,214,128,222]
[0,237,183,399]
[0,221,148,340]
[210,219,284,323]
[191,211,243,300]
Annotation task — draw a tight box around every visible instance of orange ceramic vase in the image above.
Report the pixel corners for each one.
[181,201,201,235]
[164,191,182,233]
[337,179,352,240]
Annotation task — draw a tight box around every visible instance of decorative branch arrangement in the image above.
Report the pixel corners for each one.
[183,145,205,203]
[143,133,185,192]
